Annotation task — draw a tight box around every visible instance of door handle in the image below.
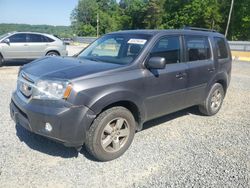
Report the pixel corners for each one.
[176,72,186,79]
[24,44,29,46]
[208,67,215,72]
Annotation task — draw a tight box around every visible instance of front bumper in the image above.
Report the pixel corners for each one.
[10,91,96,147]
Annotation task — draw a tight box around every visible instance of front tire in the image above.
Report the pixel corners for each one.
[199,83,225,116]
[85,107,136,161]
[0,55,4,67]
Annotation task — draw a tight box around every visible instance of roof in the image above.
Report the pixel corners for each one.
[11,31,54,36]
[109,29,225,38]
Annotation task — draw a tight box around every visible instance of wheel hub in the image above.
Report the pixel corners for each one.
[101,117,130,153]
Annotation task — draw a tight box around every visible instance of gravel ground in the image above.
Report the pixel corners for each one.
[0,59,249,188]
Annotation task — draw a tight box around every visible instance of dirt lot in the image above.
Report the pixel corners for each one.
[0,59,249,187]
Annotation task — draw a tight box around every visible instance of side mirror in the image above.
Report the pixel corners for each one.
[2,38,10,44]
[146,57,166,69]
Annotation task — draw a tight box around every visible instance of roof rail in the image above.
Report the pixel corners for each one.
[183,26,217,33]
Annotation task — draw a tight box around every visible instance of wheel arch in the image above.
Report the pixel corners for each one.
[86,91,146,131]
[45,50,60,56]
[208,72,229,95]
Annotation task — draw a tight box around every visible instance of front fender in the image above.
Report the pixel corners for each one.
[89,89,146,122]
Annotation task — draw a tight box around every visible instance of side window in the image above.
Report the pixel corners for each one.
[27,34,45,43]
[44,36,55,42]
[185,36,211,61]
[214,37,228,59]
[8,34,27,43]
[151,36,181,64]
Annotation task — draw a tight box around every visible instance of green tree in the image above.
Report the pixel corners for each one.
[70,0,250,40]
[162,0,222,30]
[143,0,164,29]
[119,0,147,29]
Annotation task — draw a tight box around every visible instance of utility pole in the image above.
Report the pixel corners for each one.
[225,0,234,38]
[97,13,99,38]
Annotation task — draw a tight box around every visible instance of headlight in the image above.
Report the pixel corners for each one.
[33,80,72,100]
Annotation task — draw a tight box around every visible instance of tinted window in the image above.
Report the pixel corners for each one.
[214,37,228,59]
[8,34,27,43]
[151,36,181,64]
[44,36,54,42]
[27,34,46,42]
[185,36,211,61]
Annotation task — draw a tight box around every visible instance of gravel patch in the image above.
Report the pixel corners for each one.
[0,61,249,187]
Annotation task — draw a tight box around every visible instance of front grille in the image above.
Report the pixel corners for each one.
[18,72,35,98]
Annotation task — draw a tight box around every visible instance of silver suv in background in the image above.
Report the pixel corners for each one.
[0,32,68,66]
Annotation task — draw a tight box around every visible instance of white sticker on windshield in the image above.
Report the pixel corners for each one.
[127,39,147,45]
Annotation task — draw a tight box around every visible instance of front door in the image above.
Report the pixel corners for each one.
[144,35,188,120]
[2,33,29,59]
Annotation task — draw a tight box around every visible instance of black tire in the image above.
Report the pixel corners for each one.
[0,55,4,67]
[199,83,225,116]
[46,51,59,56]
[85,107,136,161]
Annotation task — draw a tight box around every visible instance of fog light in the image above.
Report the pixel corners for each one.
[45,123,52,132]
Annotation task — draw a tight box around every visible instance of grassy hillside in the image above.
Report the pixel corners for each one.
[0,23,73,38]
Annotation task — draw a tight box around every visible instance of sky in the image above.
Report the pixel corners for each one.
[0,0,79,26]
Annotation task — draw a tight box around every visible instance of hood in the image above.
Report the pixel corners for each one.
[22,56,123,80]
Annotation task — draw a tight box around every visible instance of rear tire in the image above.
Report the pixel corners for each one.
[199,83,225,116]
[46,51,59,56]
[85,107,136,161]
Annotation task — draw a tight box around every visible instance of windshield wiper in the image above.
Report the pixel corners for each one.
[80,56,101,62]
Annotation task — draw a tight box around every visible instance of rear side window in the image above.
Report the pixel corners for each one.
[151,36,181,64]
[8,34,27,43]
[214,37,228,59]
[27,34,55,43]
[185,36,211,61]
[27,34,45,42]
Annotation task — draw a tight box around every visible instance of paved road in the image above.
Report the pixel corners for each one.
[0,60,249,187]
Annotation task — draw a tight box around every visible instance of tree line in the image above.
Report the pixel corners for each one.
[0,23,73,38]
[71,0,250,40]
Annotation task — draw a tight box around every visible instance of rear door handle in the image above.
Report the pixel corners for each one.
[208,67,215,72]
[24,44,29,46]
[176,72,187,79]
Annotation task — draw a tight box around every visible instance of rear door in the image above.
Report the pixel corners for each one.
[184,35,215,105]
[144,35,188,120]
[26,34,48,58]
[1,33,28,59]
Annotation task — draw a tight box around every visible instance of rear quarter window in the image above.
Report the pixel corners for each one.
[44,36,55,42]
[214,37,229,59]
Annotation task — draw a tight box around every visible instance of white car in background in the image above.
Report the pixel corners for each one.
[0,32,68,66]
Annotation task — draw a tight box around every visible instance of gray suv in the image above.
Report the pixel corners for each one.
[10,28,232,161]
[0,32,68,66]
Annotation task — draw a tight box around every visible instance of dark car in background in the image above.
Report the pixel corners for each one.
[10,28,232,161]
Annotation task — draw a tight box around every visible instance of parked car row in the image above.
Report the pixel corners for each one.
[0,32,68,66]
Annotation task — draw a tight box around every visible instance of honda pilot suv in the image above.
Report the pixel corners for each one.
[10,28,232,161]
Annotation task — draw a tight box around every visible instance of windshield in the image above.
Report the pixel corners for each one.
[78,34,151,65]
